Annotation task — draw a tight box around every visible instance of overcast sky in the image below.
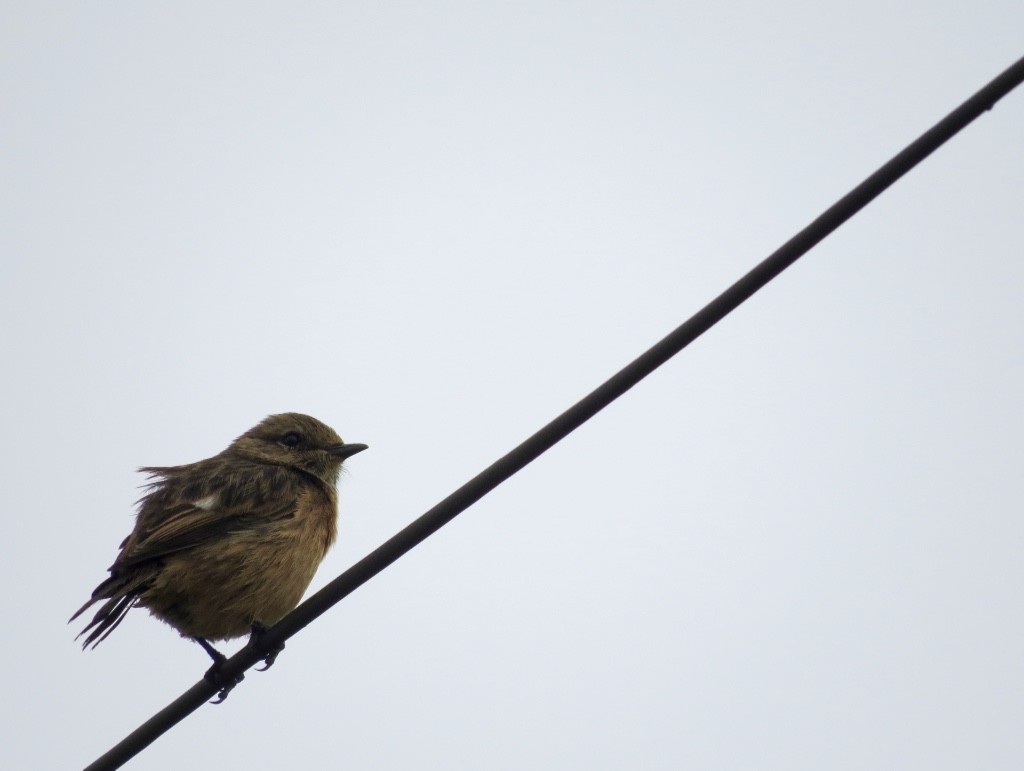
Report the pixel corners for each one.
[3,3,1023,769]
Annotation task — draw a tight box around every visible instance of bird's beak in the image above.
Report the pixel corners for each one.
[328,442,369,460]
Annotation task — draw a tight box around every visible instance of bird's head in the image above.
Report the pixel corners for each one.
[228,413,367,484]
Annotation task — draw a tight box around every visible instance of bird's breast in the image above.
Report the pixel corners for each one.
[142,484,340,640]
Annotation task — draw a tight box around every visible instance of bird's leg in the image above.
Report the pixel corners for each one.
[248,621,285,672]
[195,636,226,665]
[195,637,244,703]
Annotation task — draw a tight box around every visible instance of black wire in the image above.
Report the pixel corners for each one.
[84,53,1024,771]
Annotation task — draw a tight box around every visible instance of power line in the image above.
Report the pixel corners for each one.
[84,53,1024,771]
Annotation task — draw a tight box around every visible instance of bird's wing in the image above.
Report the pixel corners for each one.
[112,462,302,569]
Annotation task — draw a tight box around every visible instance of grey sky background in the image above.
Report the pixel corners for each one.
[3,3,1023,769]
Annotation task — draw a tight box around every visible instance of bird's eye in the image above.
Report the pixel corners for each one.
[280,432,302,447]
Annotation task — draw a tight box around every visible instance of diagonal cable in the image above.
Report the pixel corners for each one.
[84,53,1024,771]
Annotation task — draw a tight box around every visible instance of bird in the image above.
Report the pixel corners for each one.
[71,412,367,699]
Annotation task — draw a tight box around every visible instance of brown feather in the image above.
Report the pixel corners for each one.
[71,413,364,647]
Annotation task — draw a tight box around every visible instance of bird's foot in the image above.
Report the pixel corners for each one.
[196,637,244,703]
[247,621,285,671]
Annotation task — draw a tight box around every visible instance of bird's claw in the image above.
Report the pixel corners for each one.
[192,625,282,702]
[248,622,285,672]
[256,643,284,667]
[195,636,244,703]
[205,662,245,704]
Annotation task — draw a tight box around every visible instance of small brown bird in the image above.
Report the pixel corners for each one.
[71,413,366,693]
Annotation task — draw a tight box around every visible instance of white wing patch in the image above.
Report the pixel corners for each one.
[193,494,219,511]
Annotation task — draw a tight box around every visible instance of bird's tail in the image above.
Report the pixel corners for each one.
[69,572,153,649]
